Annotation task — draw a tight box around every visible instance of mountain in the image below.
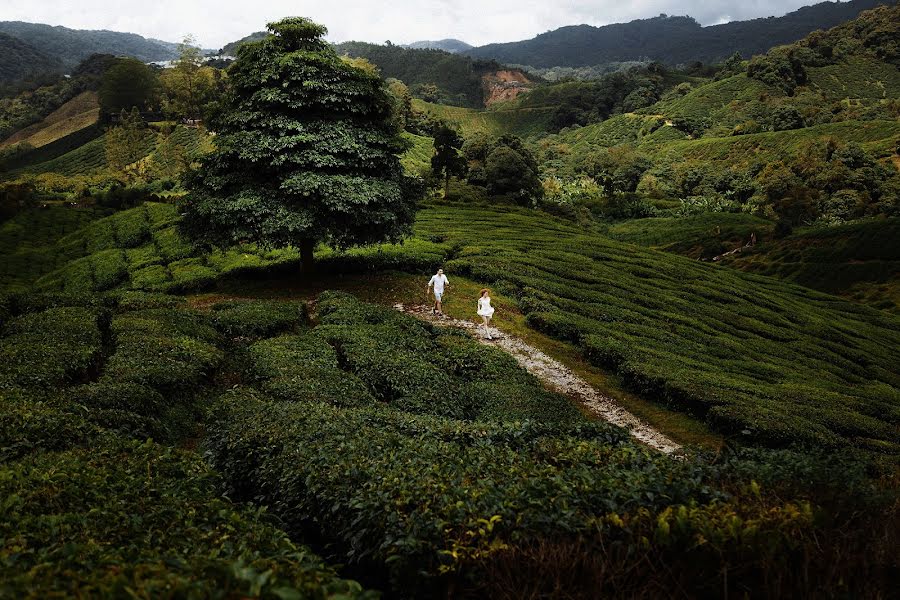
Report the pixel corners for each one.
[0,22,179,70]
[403,39,473,53]
[0,32,63,83]
[220,31,269,56]
[466,0,893,67]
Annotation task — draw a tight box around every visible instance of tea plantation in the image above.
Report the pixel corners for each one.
[2,288,894,596]
[6,202,900,459]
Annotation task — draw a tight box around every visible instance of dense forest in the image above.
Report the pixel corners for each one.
[333,41,506,106]
[0,32,62,84]
[466,0,892,67]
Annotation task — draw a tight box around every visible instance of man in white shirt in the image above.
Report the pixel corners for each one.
[427,268,450,315]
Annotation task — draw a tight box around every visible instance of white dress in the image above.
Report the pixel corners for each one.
[477,296,495,318]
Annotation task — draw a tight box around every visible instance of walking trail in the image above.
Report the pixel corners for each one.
[394,304,682,454]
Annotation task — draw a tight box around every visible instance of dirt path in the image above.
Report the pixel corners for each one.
[394,304,682,454]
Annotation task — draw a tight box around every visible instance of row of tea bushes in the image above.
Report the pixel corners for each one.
[206,387,896,598]
[0,291,374,597]
[327,204,900,457]
[0,436,374,598]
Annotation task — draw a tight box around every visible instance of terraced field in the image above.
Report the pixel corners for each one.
[413,99,555,138]
[724,218,900,313]
[0,91,99,149]
[15,201,899,458]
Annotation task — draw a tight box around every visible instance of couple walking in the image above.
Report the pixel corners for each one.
[427,268,496,340]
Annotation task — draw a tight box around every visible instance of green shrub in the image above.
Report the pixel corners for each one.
[0,388,97,461]
[247,334,338,379]
[0,307,103,389]
[263,369,376,407]
[103,309,222,394]
[91,249,128,291]
[0,439,374,598]
[207,390,895,597]
[211,300,304,339]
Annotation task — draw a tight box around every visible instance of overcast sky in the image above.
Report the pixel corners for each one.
[1,0,826,48]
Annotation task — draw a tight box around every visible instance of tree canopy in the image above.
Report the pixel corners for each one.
[180,17,421,269]
[99,57,159,116]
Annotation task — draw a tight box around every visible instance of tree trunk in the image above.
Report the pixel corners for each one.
[300,238,315,274]
[444,173,450,198]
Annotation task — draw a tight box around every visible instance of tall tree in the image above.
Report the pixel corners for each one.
[98,58,158,117]
[430,125,467,197]
[180,17,421,272]
[105,107,147,176]
[160,35,217,121]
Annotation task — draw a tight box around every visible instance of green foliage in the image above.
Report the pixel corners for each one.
[210,299,303,338]
[430,125,467,194]
[0,306,102,389]
[0,439,373,598]
[181,18,421,261]
[465,135,542,203]
[103,308,222,395]
[333,41,503,107]
[207,385,897,597]
[98,57,159,115]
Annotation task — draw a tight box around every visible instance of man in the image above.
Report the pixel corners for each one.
[427,268,450,315]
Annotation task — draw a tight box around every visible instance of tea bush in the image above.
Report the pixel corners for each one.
[337,205,900,455]
[103,308,223,395]
[0,306,103,389]
[211,299,304,339]
[0,438,374,599]
[206,388,897,597]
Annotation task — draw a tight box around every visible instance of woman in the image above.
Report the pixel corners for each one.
[477,288,495,340]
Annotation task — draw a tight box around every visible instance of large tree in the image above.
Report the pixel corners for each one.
[99,57,159,117]
[430,125,467,197]
[160,35,219,121]
[180,17,420,271]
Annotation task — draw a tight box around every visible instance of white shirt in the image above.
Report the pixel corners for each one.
[478,296,494,316]
[429,274,449,293]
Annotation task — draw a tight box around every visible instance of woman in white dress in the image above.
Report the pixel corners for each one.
[477,288,495,340]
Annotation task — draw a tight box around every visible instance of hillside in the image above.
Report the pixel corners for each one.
[0,21,178,69]
[724,218,900,312]
[412,99,554,138]
[0,91,99,149]
[7,201,899,460]
[333,41,511,107]
[404,38,473,53]
[0,32,62,83]
[220,31,268,55]
[466,0,891,67]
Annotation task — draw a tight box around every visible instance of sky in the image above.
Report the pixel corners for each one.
[0,0,826,49]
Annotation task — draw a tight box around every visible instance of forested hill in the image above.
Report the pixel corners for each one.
[403,39,473,53]
[0,32,62,83]
[220,31,268,56]
[466,0,893,67]
[332,42,504,107]
[0,22,178,69]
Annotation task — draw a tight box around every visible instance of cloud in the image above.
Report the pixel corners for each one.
[0,0,820,48]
